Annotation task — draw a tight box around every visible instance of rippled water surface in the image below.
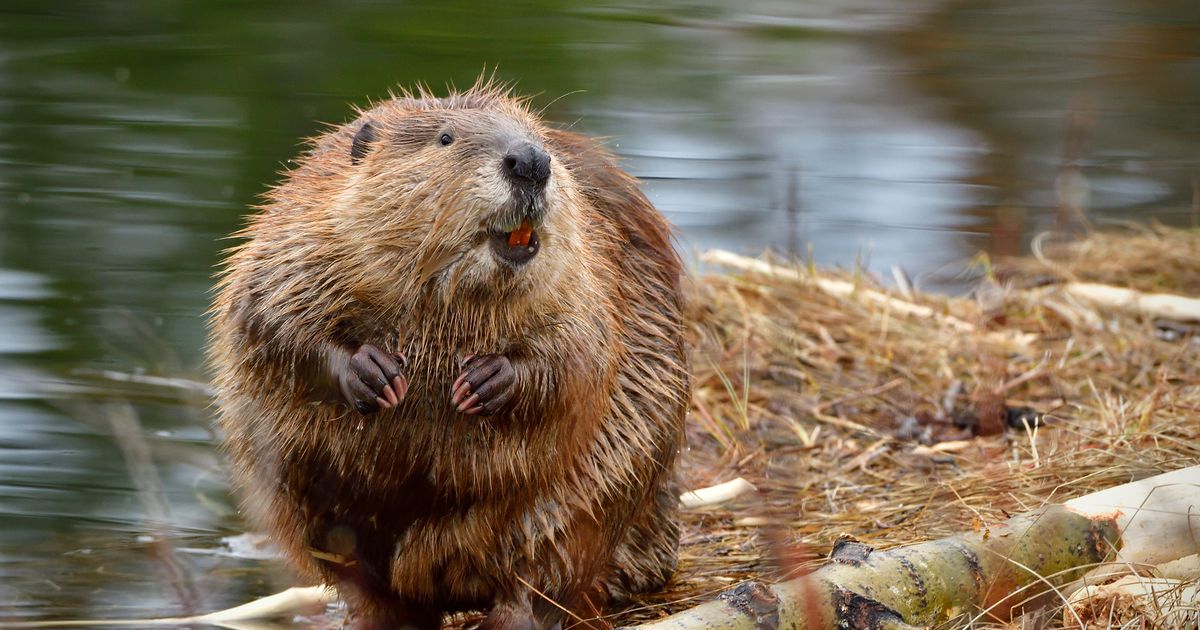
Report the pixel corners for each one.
[0,0,1197,625]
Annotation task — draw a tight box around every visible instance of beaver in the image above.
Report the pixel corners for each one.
[207,81,690,629]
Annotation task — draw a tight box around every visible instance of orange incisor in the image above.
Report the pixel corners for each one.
[507,219,533,248]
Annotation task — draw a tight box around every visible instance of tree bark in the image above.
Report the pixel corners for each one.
[627,466,1200,630]
[625,506,1118,630]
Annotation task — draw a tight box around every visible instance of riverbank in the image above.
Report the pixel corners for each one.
[616,224,1199,627]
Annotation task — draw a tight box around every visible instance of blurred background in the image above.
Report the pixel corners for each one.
[0,0,1196,624]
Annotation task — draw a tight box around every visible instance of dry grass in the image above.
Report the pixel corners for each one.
[610,225,1200,627]
[1000,222,1200,294]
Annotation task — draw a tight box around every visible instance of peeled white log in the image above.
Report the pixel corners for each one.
[1063,282,1200,322]
[182,586,336,626]
[701,250,1036,351]
[0,586,336,629]
[1063,465,1200,567]
[679,477,758,509]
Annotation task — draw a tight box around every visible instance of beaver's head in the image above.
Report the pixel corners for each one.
[333,87,590,305]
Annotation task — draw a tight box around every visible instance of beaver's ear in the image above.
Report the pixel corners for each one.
[350,121,377,165]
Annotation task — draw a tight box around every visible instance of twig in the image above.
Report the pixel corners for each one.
[679,478,759,509]
[702,250,1036,352]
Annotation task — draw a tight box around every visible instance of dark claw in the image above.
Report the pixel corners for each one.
[450,354,515,417]
[340,344,408,415]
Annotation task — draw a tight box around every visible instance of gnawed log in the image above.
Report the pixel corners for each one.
[1062,464,1200,567]
[626,465,1200,630]
[625,506,1117,630]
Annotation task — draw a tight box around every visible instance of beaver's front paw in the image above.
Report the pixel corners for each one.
[340,344,408,415]
[450,354,515,416]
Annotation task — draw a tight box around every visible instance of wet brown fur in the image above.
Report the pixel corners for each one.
[207,80,689,628]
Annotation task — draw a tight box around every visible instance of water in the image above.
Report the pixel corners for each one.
[0,0,1196,624]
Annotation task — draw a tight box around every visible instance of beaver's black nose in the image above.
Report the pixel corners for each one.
[502,144,551,190]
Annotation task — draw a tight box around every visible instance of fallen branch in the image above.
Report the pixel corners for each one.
[626,506,1115,629]
[679,477,758,509]
[702,250,1036,352]
[1061,282,1200,322]
[0,586,336,629]
[1063,464,1200,567]
[623,465,1200,630]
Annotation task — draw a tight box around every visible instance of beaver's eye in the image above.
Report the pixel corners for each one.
[439,133,454,146]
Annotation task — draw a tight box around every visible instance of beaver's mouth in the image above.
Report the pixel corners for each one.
[489,217,540,266]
